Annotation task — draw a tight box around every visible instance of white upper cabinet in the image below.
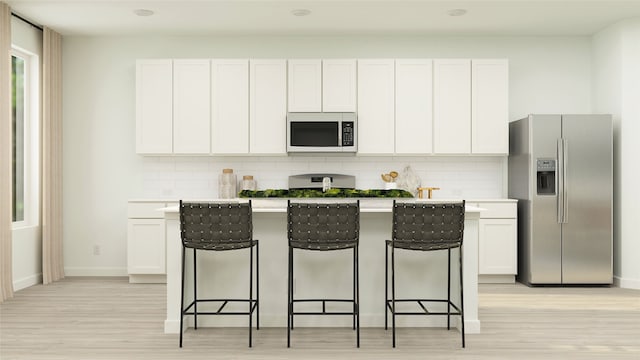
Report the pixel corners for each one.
[323,59,357,112]
[136,60,173,154]
[395,59,433,154]
[250,59,287,154]
[433,59,471,154]
[211,59,249,154]
[287,59,357,112]
[288,59,322,112]
[472,59,509,154]
[135,57,507,156]
[173,59,211,154]
[357,59,395,154]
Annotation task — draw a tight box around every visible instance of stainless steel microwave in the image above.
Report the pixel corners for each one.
[286,112,357,153]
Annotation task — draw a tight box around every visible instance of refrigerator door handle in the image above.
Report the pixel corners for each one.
[557,138,564,224]
[563,139,569,223]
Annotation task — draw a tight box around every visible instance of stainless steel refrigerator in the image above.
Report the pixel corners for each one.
[509,114,613,285]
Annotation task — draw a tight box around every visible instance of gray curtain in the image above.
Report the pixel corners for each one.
[42,26,64,284]
[0,1,14,302]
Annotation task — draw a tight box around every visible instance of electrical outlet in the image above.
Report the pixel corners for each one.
[93,245,101,256]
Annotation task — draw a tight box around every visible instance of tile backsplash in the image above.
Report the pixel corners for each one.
[141,156,506,199]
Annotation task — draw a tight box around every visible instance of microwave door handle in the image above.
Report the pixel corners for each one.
[338,123,342,146]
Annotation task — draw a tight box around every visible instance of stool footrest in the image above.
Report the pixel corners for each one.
[293,299,354,303]
[386,299,461,315]
[292,311,356,315]
[183,299,258,316]
[292,299,358,316]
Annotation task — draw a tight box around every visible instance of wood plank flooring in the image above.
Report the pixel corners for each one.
[1,278,638,359]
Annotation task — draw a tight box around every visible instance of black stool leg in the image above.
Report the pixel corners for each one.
[287,245,292,347]
[256,241,260,330]
[384,242,388,330]
[193,248,197,330]
[391,244,396,348]
[352,247,356,331]
[459,247,466,348]
[248,243,254,347]
[356,245,360,348]
[447,248,451,331]
[179,246,186,347]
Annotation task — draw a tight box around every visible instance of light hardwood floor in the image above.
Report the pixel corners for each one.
[1,278,639,359]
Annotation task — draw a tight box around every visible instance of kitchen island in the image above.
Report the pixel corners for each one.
[161,199,482,335]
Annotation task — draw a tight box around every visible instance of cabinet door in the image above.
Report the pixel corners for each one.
[478,218,517,274]
[250,59,287,154]
[288,59,322,112]
[173,59,211,154]
[395,59,433,154]
[211,59,249,154]
[472,59,509,154]
[357,59,395,154]
[433,59,471,154]
[136,60,173,154]
[323,59,357,112]
[127,219,166,274]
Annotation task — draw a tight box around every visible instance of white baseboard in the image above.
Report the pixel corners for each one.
[64,267,127,277]
[479,274,515,284]
[613,275,640,290]
[13,273,42,291]
[165,319,182,334]
[129,274,166,283]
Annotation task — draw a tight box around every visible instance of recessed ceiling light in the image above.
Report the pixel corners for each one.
[133,9,155,17]
[291,9,311,17]
[448,9,467,17]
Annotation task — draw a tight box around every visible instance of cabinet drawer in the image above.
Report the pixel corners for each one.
[128,202,167,219]
[477,202,517,219]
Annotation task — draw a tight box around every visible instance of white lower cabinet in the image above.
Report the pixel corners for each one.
[475,201,518,283]
[127,202,170,283]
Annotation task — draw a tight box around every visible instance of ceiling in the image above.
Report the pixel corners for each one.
[8,0,640,37]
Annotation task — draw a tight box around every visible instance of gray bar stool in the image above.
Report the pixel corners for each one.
[178,200,259,347]
[287,200,360,347]
[385,200,466,348]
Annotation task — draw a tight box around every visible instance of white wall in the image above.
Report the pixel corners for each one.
[62,35,592,276]
[593,19,640,289]
[11,17,42,290]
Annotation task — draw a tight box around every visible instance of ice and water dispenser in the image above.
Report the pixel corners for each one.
[536,159,556,195]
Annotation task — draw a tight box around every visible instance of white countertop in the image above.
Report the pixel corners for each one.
[131,197,516,203]
[158,198,484,214]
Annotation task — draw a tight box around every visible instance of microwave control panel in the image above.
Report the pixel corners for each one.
[342,122,354,146]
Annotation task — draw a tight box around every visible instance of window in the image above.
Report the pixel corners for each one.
[12,53,25,222]
[11,48,39,227]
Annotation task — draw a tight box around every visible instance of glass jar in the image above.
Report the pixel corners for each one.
[241,175,257,191]
[218,168,237,199]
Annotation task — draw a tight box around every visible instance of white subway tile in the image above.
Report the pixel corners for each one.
[141,156,505,198]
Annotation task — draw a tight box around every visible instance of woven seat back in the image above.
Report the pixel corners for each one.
[179,201,253,250]
[287,201,360,250]
[392,201,465,251]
